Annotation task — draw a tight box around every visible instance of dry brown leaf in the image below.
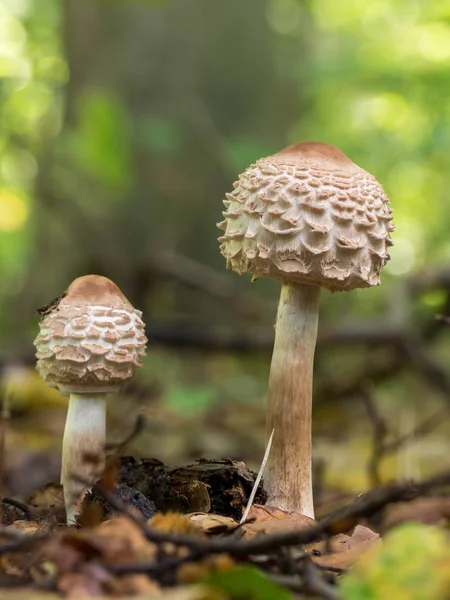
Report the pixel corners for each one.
[44,537,85,574]
[97,455,121,494]
[61,529,138,566]
[150,512,202,536]
[247,504,316,524]
[95,516,157,562]
[0,554,31,578]
[77,500,105,529]
[382,497,450,532]
[58,569,106,598]
[115,574,161,596]
[307,524,381,570]
[42,515,157,582]
[241,504,317,538]
[28,484,64,511]
[0,556,18,577]
[0,520,43,579]
[94,561,160,597]
[48,537,161,597]
[147,512,205,559]
[188,512,239,535]
[6,520,40,535]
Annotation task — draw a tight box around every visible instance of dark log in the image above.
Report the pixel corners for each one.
[118,456,266,521]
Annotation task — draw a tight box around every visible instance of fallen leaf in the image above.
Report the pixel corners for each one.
[41,514,158,586]
[28,484,64,512]
[95,516,157,562]
[188,512,239,535]
[60,562,160,598]
[6,520,40,535]
[58,569,106,598]
[307,525,380,570]
[247,504,316,525]
[44,538,85,574]
[242,505,316,539]
[76,499,104,529]
[114,573,161,596]
[149,512,202,536]
[97,454,120,493]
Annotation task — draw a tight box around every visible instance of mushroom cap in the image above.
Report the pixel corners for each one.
[34,275,147,394]
[217,142,394,292]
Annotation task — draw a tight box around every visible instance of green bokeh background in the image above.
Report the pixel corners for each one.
[0,0,450,495]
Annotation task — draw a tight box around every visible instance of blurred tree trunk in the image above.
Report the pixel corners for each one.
[62,0,312,256]
[11,0,315,350]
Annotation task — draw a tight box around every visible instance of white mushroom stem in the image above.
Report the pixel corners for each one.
[61,393,107,524]
[264,282,320,518]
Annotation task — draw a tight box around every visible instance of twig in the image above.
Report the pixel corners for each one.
[0,525,40,539]
[303,559,341,600]
[0,525,50,555]
[436,314,450,326]
[1,321,447,358]
[360,386,388,486]
[105,550,204,577]
[315,564,346,574]
[0,537,49,555]
[93,470,450,559]
[361,390,450,486]
[2,498,34,519]
[240,428,274,524]
[422,296,450,339]
[399,338,450,398]
[270,571,339,599]
[381,405,450,455]
[144,251,265,321]
[105,415,146,454]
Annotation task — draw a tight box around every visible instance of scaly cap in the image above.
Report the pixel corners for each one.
[34,275,147,394]
[217,142,394,292]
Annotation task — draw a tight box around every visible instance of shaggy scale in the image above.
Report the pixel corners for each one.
[218,143,395,292]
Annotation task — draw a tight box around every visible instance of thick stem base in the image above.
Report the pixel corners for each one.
[264,282,320,518]
[61,394,106,524]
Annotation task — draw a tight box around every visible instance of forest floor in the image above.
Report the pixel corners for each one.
[1,449,450,599]
[1,350,450,599]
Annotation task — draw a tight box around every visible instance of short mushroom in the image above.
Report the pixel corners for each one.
[217,142,394,518]
[34,275,147,523]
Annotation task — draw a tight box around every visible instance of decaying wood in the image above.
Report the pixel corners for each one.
[117,457,267,520]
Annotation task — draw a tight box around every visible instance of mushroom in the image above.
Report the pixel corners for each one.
[217,142,394,518]
[34,275,147,523]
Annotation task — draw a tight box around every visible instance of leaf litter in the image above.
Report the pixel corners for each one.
[1,448,450,598]
[0,457,450,600]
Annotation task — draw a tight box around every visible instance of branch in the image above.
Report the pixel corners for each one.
[360,387,388,487]
[143,251,267,321]
[94,470,450,559]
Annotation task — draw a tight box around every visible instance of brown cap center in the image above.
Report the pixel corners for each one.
[61,275,131,309]
[273,141,360,173]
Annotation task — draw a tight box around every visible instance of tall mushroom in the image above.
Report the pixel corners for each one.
[34,275,147,523]
[217,142,394,518]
